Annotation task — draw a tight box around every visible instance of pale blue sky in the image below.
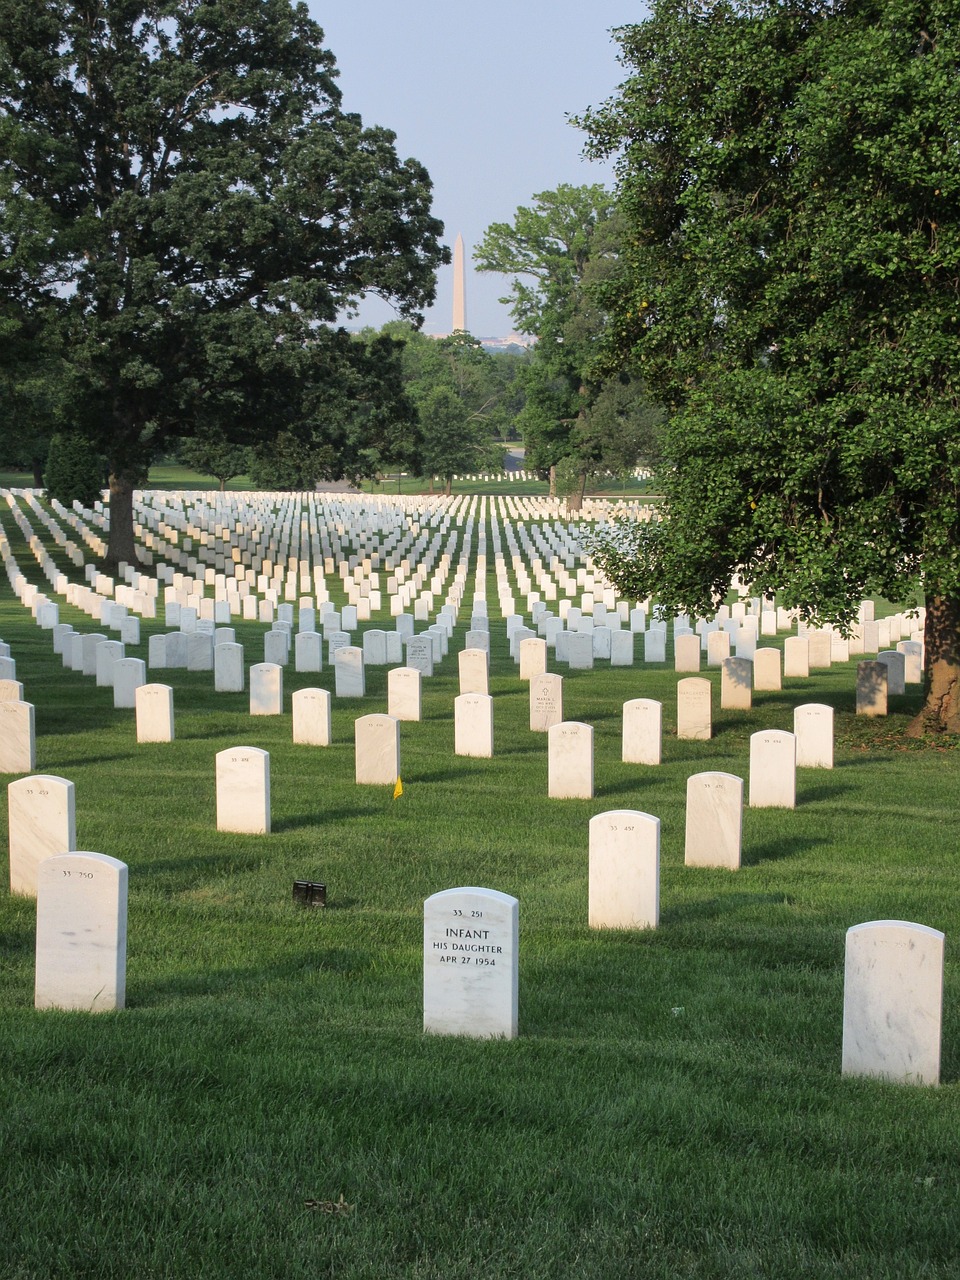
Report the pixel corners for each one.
[309,2,650,337]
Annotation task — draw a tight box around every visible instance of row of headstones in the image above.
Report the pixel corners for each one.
[24,856,944,1086]
[3,487,476,631]
[423,887,944,1086]
[50,611,459,706]
[13,481,632,640]
[38,613,904,730]
[207,712,812,834]
[5,486,916,698]
[3,485,919,660]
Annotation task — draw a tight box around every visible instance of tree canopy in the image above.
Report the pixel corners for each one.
[476,185,661,507]
[582,0,960,731]
[0,0,447,563]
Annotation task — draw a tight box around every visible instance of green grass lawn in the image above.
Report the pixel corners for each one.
[0,496,958,1278]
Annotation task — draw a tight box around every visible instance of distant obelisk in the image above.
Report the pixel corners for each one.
[452,233,467,332]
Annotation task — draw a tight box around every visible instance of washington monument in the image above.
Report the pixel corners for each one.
[452,232,467,332]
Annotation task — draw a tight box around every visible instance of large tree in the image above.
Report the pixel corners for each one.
[582,0,960,733]
[475,185,661,508]
[0,0,446,566]
[382,323,505,491]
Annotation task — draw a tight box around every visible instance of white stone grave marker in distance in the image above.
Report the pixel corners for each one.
[685,772,743,869]
[794,704,833,768]
[292,688,332,746]
[547,721,594,799]
[622,698,662,765]
[355,714,400,786]
[216,746,270,834]
[588,811,660,929]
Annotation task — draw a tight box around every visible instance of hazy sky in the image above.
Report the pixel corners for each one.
[309,2,650,337]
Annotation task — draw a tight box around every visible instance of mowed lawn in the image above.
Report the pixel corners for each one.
[1,503,959,1278]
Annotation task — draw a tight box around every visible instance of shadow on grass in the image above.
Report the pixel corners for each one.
[0,921,35,957]
[797,783,854,804]
[130,945,374,1006]
[272,806,372,832]
[598,776,673,801]
[49,751,140,770]
[660,891,790,925]
[741,835,828,867]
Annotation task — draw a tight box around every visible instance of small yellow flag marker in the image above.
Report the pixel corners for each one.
[393,777,403,799]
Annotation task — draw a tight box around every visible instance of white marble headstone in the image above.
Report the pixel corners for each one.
[529,672,563,733]
[292,688,332,746]
[454,693,493,758]
[0,701,36,773]
[676,678,712,741]
[216,746,270,834]
[589,810,659,929]
[8,774,76,897]
[749,730,796,808]
[355,714,400,785]
[113,658,146,709]
[721,656,752,710]
[35,852,127,1011]
[753,647,782,691]
[250,662,283,715]
[674,633,701,673]
[423,887,518,1039]
[783,636,810,678]
[458,648,489,696]
[856,661,888,717]
[295,631,323,673]
[214,642,245,693]
[136,683,174,743]
[388,666,422,722]
[685,772,743,869]
[547,721,594,799]
[518,636,547,682]
[842,920,944,1086]
[622,698,662,765]
[334,646,365,698]
[794,703,833,768]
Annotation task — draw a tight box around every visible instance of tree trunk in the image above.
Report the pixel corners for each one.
[445,476,452,496]
[32,456,44,488]
[905,592,960,735]
[104,471,141,571]
[549,464,557,498]
[564,469,588,515]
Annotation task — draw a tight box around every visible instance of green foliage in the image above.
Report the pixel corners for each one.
[377,324,515,485]
[476,187,662,500]
[582,0,960,629]
[43,432,104,508]
[178,437,252,491]
[0,0,447,560]
[415,384,493,490]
